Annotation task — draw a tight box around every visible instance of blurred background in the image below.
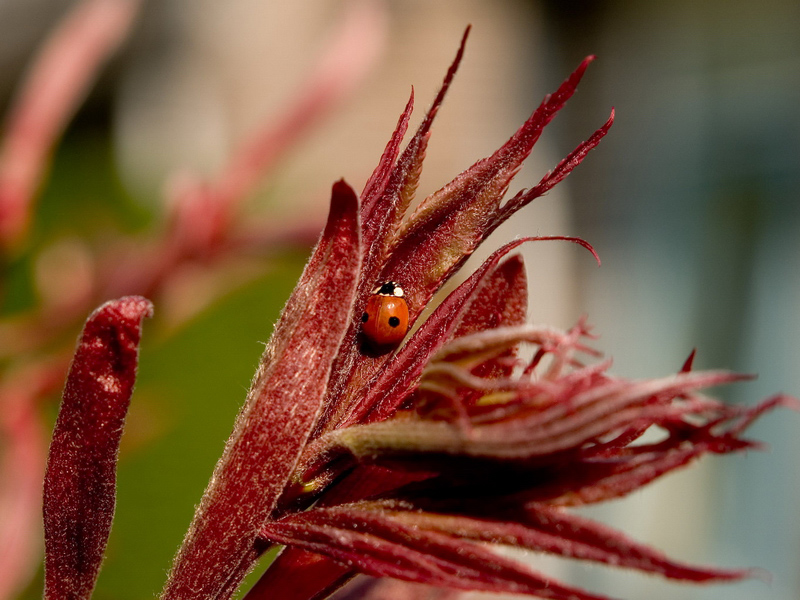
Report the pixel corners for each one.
[0,1,797,599]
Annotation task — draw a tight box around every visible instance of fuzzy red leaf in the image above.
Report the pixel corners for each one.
[161,180,361,600]
[382,57,605,320]
[330,370,753,462]
[314,29,470,440]
[453,253,528,337]
[43,296,152,600]
[381,502,754,583]
[360,26,469,278]
[360,90,414,231]
[261,504,616,600]
[494,108,615,225]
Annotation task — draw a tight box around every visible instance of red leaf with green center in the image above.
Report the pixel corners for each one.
[43,296,152,600]
[330,370,754,462]
[161,180,361,600]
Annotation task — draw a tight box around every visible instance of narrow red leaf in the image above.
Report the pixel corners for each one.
[388,503,752,583]
[523,503,751,581]
[483,371,750,456]
[43,296,153,600]
[453,253,528,338]
[261,506,617,600]
[314,28,471,440]
[362,24,470,227]
[361,90,414,220]
[515,403,779,508]
[494,109,615,224]
[383,57,601,319]
[360,26,469,284]
[161,180,361,600]
[538,444,725,507]
[681,349,697,373]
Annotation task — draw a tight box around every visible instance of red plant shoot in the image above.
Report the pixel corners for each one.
[26,18,793,600]
[43,297,152,600]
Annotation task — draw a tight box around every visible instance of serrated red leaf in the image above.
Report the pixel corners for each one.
[382,57,604,319]
[261,504,618,600]
[314,29,471,441]
[385,502,752,583]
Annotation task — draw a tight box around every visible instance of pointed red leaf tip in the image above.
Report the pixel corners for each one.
[314,28,473,440]
[681,348,697,372]
[359,25,469,276]
[161,179,361,600]
[43,296,152,600]
[260,501,757,596]
[381,54,608,322]
[361,88,414,219]
[261,505,616,600]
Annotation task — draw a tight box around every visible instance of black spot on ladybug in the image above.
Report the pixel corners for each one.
[361,312,369,323]
[388,316,401,328]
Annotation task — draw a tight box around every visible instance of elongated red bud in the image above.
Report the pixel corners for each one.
[43,296,152,600]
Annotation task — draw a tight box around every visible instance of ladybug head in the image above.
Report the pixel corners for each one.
[373,281,404,297]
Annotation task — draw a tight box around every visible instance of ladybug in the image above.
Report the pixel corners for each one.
[361,281,409,347]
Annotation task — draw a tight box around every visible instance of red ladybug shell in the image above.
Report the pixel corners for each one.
[361,289,409,346]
